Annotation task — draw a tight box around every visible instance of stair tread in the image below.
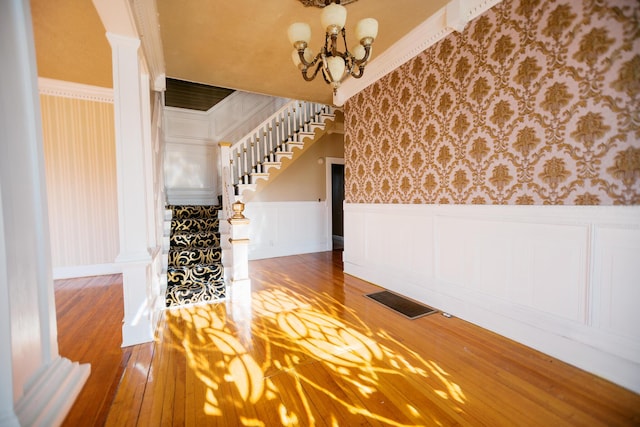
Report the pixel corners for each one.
[167,262,223,271]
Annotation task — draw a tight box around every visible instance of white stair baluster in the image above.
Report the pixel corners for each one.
[249,136,255,174]
[258,133,265,169]
[281,113,287,144]
[271,119,278,152]
[263,129,270,162]
[242,142,248,184]
[236,150,242,188]
[252,134,259,173]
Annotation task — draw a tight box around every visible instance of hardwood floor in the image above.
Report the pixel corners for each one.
[55,274,131,427]
[57,252,640,426]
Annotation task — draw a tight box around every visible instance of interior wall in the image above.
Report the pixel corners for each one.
[40,89,119,275]
[341,0,640,393]
[164,93,288,205]
[245,132,345,202]
[344,0,639,205]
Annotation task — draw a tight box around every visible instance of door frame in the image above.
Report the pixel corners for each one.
[325,157,345,251]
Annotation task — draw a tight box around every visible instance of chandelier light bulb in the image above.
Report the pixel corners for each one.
[288,22,311,46]
[351,44,368,61]
[320,3,347,34]
[326,56,346,83]
[355,18,378,44]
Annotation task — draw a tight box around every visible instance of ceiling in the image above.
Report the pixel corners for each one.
[31,0,449,106]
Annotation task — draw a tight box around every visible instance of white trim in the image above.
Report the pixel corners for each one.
[14,357,90,427]
[131,0,166,91]
[325,157,345,250]
[92,0,139,39]
[52,263,122,280]
[38,77,113,103]
[333,0,503,106]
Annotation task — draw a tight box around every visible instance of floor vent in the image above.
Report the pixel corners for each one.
[365,290,437,319]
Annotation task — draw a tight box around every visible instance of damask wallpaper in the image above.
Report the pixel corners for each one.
[344,0,639,205]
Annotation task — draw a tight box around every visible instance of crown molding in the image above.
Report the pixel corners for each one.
[131,0,166,91]
[38,78,114,103]
[333,0,503,106]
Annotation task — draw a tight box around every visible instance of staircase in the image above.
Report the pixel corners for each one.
[163,100,334,308]
[164,204,225,307]
[226,100,335,196]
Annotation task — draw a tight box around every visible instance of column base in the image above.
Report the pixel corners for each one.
[14,356,90,427]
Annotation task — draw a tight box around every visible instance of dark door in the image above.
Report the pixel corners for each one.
[331,164,344,238]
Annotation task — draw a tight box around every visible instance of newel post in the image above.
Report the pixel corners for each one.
[228,201,250,286]
[218,142,250,289]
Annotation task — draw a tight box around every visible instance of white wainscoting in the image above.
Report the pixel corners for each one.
[244,201,330,260]
[165,140,219,205]
[343,203,640,393]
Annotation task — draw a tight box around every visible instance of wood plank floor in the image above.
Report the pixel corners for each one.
[55,274,131,427]
[57,251,640,426]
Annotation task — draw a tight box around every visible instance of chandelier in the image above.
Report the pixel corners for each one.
[288,0,378,93]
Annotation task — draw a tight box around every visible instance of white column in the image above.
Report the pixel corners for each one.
[107,33,155,346]
[0,1,90,425]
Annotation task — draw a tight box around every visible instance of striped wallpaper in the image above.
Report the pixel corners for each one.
[40,92,119,268]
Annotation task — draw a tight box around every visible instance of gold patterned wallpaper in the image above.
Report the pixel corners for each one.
[344,0,639,205]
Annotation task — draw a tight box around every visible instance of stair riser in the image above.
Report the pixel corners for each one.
[168,249,222,267]
[165,280,225,308]
[171,218,220,233]
[167,264,224,284]
[169,205,221,219]
[170,232,221,249]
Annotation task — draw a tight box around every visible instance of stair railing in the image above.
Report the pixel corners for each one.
[217,99,332,288]
[226,100,332,190]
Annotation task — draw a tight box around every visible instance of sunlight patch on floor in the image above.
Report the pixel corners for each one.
[164,281,466,425]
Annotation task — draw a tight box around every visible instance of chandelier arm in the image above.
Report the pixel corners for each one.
[302,60,325,82]
[298,50,322,68]
[349,64,366,79]
[352,45,372,66]
[329,32,340,56]
[341,28,350,56]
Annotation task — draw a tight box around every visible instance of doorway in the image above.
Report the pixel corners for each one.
[325,157,345,251]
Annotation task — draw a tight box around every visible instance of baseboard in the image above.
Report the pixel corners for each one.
[249,243,329,260]
[53,263,121,280]
[14,356,90,427]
